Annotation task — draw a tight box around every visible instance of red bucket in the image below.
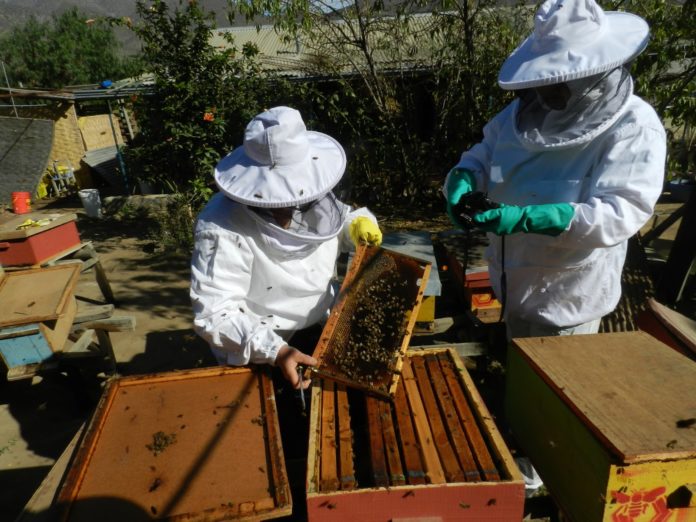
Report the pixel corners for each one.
[11,191,31,214]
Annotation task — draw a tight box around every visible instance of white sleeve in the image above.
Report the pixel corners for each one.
[190,229,286,366]
[445,105,510,195]
[565,122,666,248]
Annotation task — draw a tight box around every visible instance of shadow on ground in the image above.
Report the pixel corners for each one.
[124,329,217,375]
[0,373,97,520]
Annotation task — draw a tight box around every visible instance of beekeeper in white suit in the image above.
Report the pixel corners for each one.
[444,0,666,339]
[191,106,382,388]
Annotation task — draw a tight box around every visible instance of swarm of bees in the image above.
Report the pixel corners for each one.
[330,270,411,387]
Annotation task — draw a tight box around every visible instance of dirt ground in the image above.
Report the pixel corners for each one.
[0,196,214,521]
[0,194,689,521]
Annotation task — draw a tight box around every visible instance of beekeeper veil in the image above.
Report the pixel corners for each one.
[497,0,650,148]
[214,106,349,242]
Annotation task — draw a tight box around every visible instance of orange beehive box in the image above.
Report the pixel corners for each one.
[464,270,501,323]
[305,348,525,521]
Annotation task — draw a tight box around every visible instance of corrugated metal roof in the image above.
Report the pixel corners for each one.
[83,145,125,190]
[0,77,154,102]
[212,26,301,56]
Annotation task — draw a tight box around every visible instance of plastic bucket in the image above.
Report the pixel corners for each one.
[78,189,102,218]
[11,192,31,214]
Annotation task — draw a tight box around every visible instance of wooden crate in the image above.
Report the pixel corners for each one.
[311,245,431,398]
[505,331,696,522]
[306,348,525,521]
[57,366,292,521]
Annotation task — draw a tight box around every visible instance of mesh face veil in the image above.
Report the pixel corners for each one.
[250,191,349,242]
[515,66,633,147]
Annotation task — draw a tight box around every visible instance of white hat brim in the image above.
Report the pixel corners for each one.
[498,11,649,90]
[214,131,346,208]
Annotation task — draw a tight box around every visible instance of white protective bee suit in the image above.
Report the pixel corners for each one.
[445,0,666,337]
[191,107,378,366]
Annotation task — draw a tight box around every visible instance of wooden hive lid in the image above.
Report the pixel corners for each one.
[646,298,696,355]
[0,212,76,240]
[0,263,80,328]
[57,366,291,521]
[512,331,696,464]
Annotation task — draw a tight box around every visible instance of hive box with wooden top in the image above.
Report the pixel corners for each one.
[0,264,80,379]
[0,212,80,267]
[505,331,696,522]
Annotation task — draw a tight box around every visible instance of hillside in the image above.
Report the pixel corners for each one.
[0,0,240,55]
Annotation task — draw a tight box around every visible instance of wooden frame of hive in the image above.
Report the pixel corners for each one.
[305,348,525,521]
[311,245,431,398]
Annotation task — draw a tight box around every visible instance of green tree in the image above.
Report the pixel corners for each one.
[230,0,528,207]
[427,1,529,161]
[123,0,298,200]
[605,0,695,176]
[0,8,138,88]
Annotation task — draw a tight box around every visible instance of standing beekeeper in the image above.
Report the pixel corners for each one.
[191,106,382,388]
[444,0,666,339]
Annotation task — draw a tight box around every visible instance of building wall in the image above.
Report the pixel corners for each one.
[78,114,124,151]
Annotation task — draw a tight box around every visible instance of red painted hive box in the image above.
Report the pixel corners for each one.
[0,213,80,267]
[306,348,525,521]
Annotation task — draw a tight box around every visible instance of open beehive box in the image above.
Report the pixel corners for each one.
[306,348,525,520]
[310,245,431,398]
[57,366,291,522]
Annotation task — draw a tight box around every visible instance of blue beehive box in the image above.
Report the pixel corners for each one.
[0,324,56,380]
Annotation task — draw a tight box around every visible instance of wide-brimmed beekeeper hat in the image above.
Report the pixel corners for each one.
[498,0,649,90]
[214,106,346,208]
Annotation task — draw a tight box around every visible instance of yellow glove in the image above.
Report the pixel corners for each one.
[16,218,51,230]
[349,216,382,247]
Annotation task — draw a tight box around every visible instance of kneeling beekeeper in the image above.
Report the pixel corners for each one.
[191,106,382,389]
[444,0,666,339]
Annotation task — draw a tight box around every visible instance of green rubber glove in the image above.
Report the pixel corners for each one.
[472,203,574,236]
[445,168,476,227]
